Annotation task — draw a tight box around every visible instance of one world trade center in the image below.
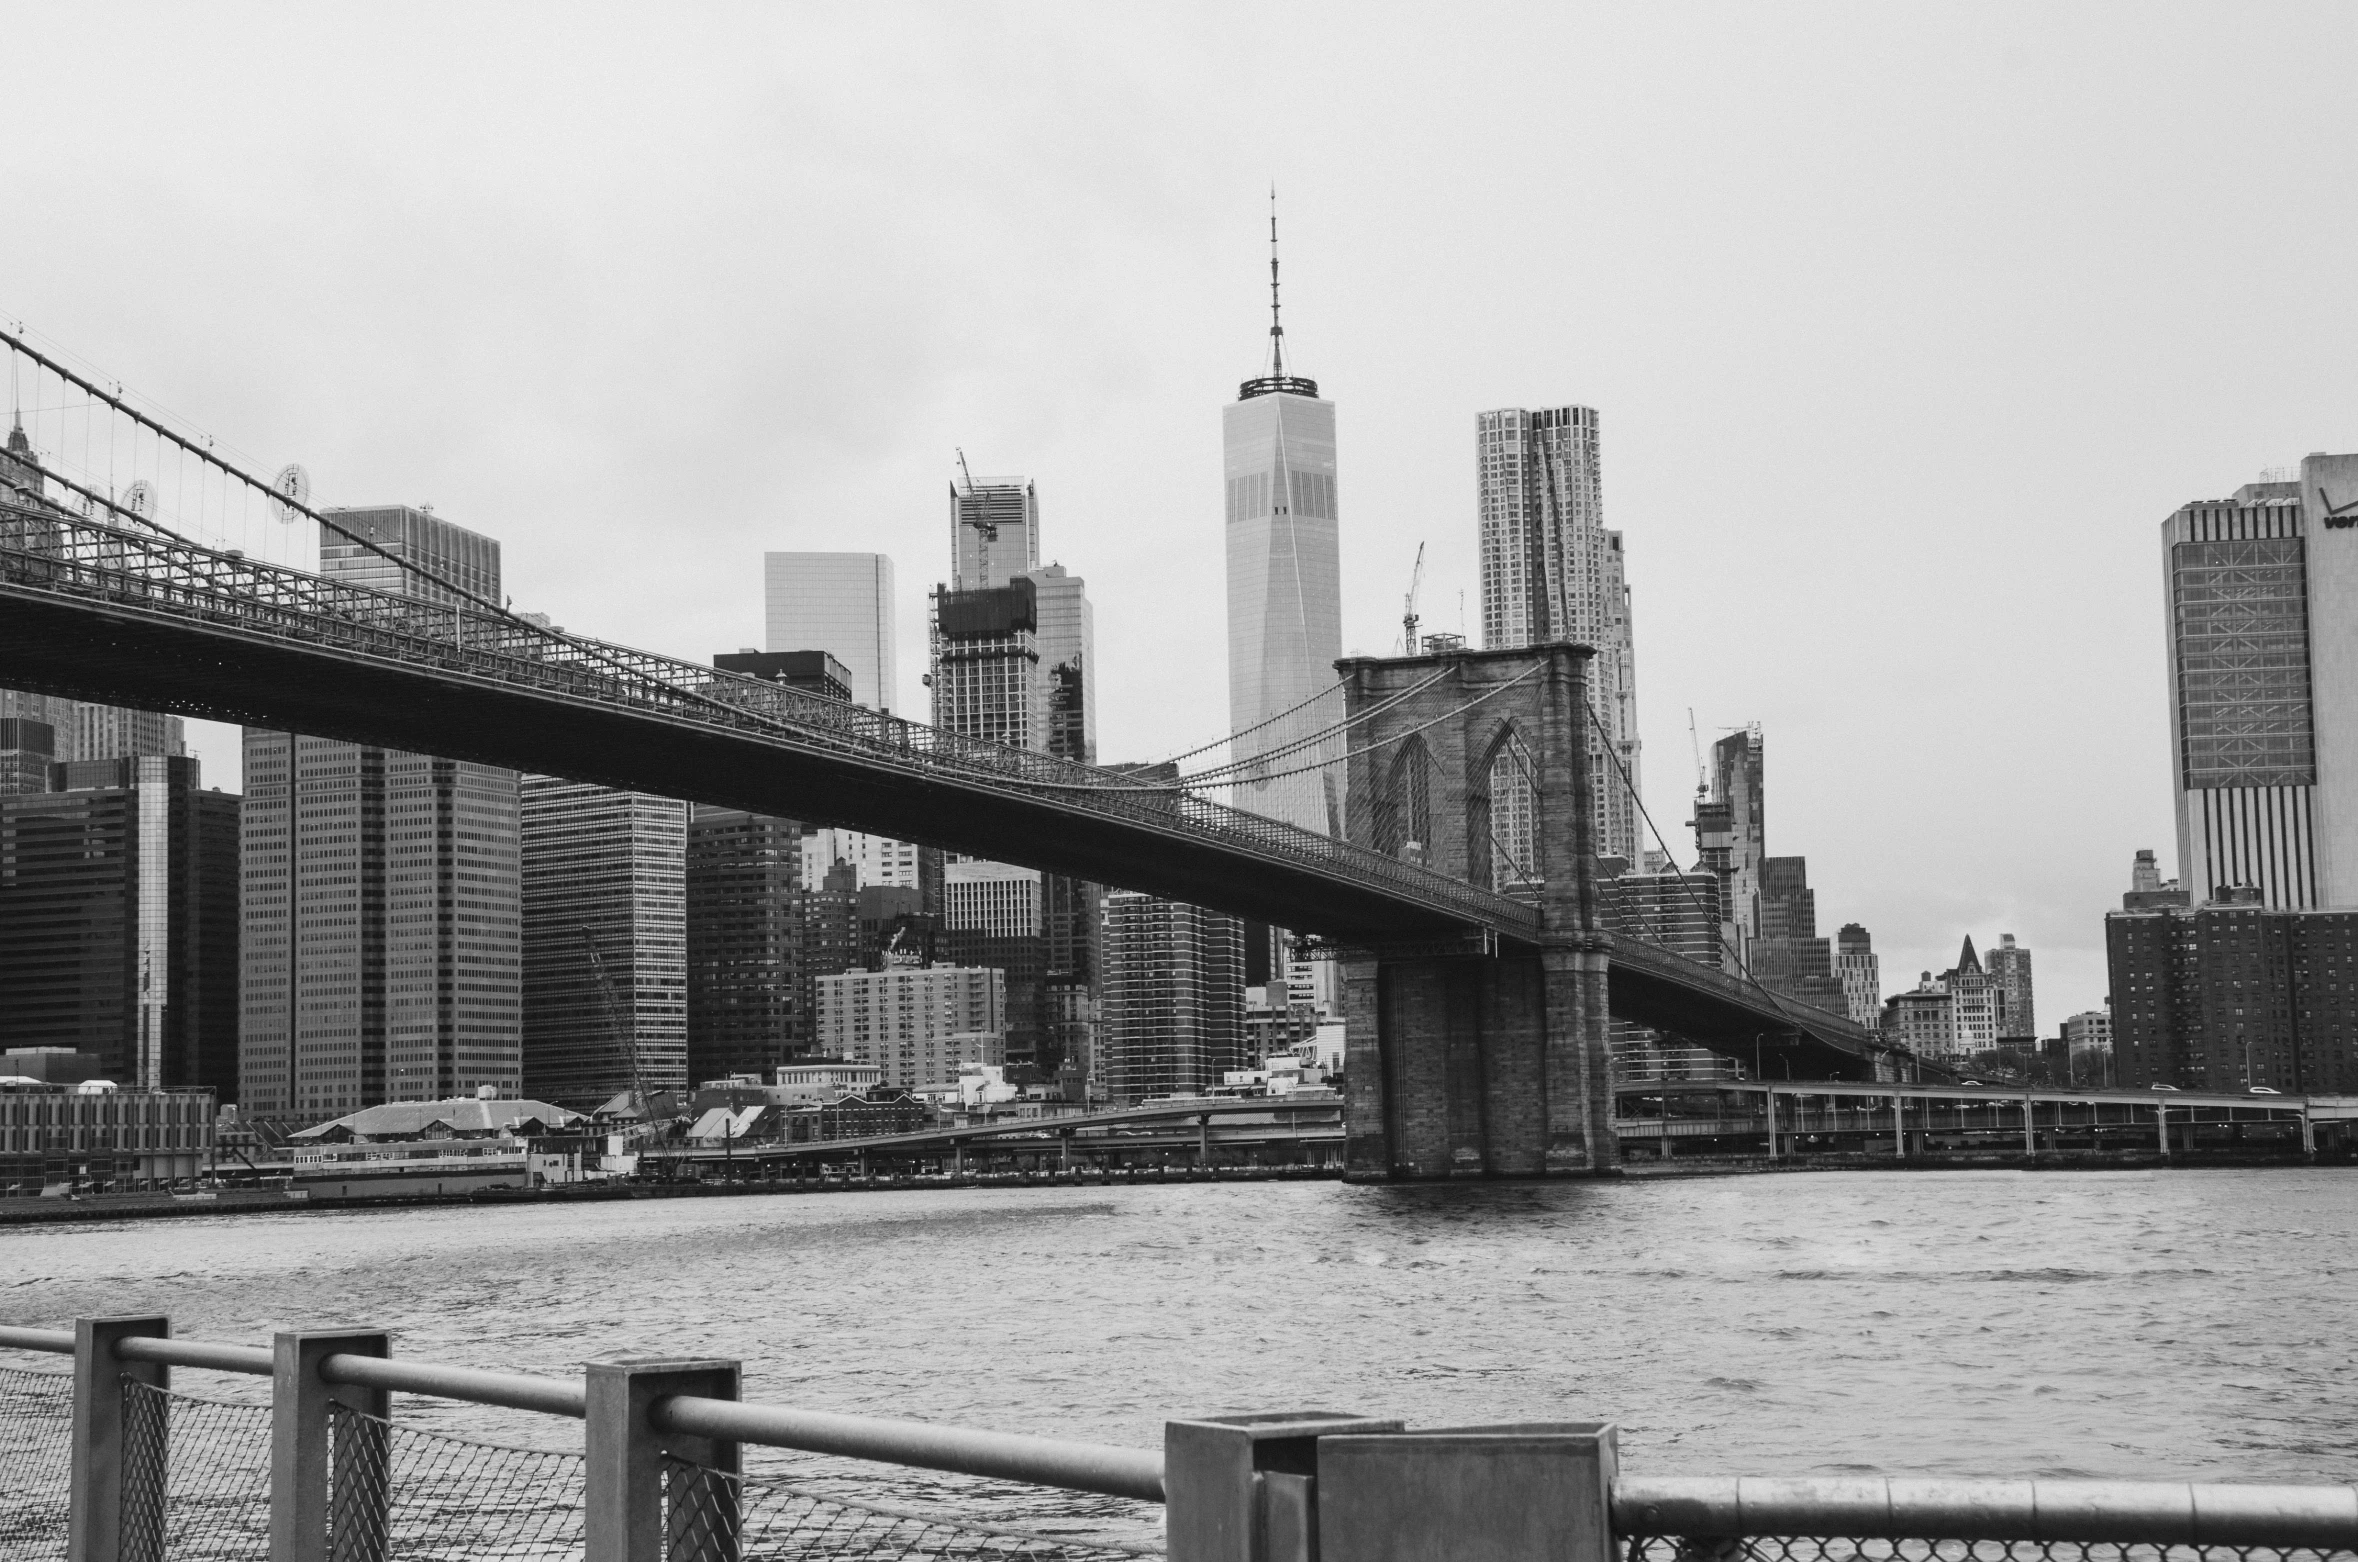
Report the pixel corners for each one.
[1223,203,1342,837]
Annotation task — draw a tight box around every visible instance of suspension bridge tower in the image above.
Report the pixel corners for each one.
[1334,641,1616,1179]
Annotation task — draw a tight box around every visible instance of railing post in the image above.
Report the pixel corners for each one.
[1894,1094,1907,1159]
[71,1314,170,1562]
[272,1329,390,1562]
[1318,1421,1618,1562]
[1166,1412,1400,1562]
[2023,1096,2036,1158]
[585,1357,741,1562]
[1765,1090,1780,1160]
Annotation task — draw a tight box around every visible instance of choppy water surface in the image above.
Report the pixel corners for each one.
[6,1170,2354,1485]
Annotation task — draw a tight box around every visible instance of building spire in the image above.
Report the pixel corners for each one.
[1238,187,1318,401]
[1267,184,1286,379]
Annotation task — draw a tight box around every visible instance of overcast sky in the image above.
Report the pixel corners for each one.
[5,3,2355,1027]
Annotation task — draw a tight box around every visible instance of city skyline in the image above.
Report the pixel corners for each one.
[7,8,2358,1030]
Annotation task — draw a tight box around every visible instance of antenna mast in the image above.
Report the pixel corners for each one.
[1237,189,1317,401]
[1268,185,1286,379]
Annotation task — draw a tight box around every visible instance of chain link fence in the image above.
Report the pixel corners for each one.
[664,1454,1167,1561]
[326,1401,586,1561]
[1626,1537,2358,1562]
[0,1364,73,1560]
[119,1378,273,1561]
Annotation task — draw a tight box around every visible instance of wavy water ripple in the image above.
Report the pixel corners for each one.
[4,1168,2352,1486]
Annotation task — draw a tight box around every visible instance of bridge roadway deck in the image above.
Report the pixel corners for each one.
[0,502,1896,1073]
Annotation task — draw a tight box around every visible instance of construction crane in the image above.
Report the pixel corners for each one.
[1687,708,1707,801]
[578,927,655,1135]
[1402,542,1426,654]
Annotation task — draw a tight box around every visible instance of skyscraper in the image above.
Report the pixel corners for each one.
[952,475,1039,592]
[64,706,185,766]
[1692,727,1765,975]
[239,506,521,1119]
[0,755,238,1091]
[1030,563,1096,765]
[1986,933,2035,1039]
[929,472,1100,1083]
[319,505,500,602]
[764,552,898,711]
[0,690,65,796]
[1751,856,1848,1016]
[2162,454,2358,906]
[686,806,806,1083]
[1477,405,1643,862]
[1599,858,1731,1084]
[1,421,189,794]
[1223,211,1342,837]
[799,830,923,892]
[1834,924,1881,1029]
[930,575,1047,750]
[1101,891,1245,1105]
[520,777,688,1111]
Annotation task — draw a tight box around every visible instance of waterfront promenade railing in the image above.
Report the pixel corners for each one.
[5,1318,2356,1562]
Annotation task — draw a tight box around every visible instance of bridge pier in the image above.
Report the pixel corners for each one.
[1342,942,1614,1179]
[1335,644,1618,1181]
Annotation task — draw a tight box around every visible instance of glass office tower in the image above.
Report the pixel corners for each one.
[1223,364,1341,837]
[2163,453,2358,907]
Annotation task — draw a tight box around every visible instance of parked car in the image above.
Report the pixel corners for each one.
[2149,1083,2181,1092]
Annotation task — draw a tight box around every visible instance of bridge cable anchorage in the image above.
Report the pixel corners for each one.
[1171,663,1459,786]
[1015,665,1543,792]
[0,332,881,749]
[1578,695,1860,1058]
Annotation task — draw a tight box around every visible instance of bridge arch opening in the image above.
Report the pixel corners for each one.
[1375,736,1434,862]
[1468,722,1542,898]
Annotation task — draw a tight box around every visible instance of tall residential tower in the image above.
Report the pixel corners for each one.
[1477,405,1643,863]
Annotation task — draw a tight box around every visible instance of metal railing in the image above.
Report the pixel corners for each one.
[4,1319,2355,1561]
[1615,1475,2358,1560]
[0,499,1538,942]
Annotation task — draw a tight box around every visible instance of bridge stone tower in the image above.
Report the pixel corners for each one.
[1334,642,1615,1179]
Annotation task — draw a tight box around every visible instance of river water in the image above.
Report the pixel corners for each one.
[6,1169,2353,1501]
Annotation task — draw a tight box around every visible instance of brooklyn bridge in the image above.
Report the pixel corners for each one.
[0,331,1908,1181]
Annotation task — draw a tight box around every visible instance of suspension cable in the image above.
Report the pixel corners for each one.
[0,331,846,748]
[1019,667,1543,793]
[1154,676,1348,768]
[1178,664,1457,786]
